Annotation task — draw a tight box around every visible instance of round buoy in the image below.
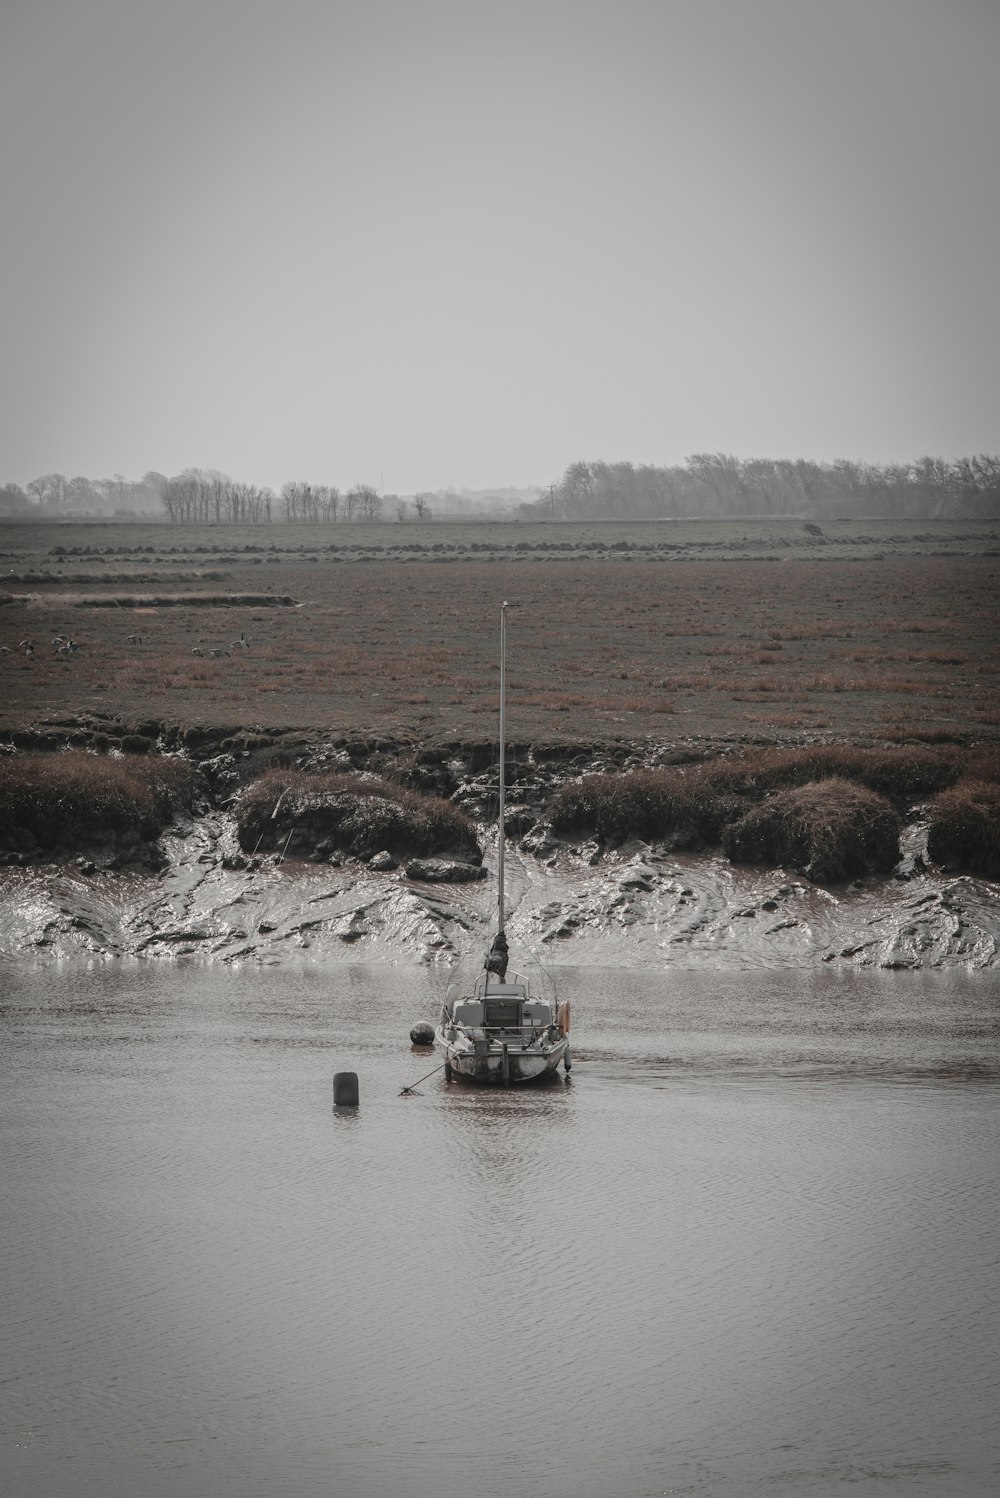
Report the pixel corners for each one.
[333,1071,360,1107]
[410,1021,435,1046]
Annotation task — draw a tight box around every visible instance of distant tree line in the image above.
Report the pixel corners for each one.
[0,472,163,518]
[156,478,443,522]
[158,470,273,524]
[279,481,387,522]
[0,469,390,524]
[522,454,1000,522]
[5,454,997,525]
[161,473,390,524]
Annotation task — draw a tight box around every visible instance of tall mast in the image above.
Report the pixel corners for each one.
[497,601,508,934]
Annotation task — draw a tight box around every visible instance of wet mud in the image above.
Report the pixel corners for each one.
[1,812,996,971]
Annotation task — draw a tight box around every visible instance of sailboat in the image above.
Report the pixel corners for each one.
[435,601,571,1085]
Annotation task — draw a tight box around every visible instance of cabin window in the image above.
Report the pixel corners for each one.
[454,1003,484,1026]
[483,999,522,1029]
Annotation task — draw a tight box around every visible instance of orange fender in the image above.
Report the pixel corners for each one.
[557,999,571,1036]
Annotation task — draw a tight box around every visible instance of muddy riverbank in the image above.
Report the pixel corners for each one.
[2,803,997,971]
[2,719,999,971]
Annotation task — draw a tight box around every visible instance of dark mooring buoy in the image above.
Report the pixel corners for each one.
[410,1021,435,1046]
[333,1071,360,1107]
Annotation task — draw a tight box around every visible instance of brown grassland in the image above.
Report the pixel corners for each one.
[1,518,998,747]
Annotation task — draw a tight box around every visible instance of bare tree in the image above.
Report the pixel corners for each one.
[27,474,67,511]
[348,484,382,521]
[281,480,309,522]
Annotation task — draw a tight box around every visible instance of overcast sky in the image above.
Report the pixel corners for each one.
[1,0,997,493]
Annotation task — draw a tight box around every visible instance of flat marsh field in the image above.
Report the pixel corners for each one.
[2,517,998,747]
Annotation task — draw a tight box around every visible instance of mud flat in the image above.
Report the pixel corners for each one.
[1,801,997,972]
[0,729,998,973]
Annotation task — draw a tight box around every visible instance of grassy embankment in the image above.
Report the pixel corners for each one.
[2,741,999,882]
[0,753,479,867]
[235,768,479,862]
[0,751,195,865]
[548,744,1000,880]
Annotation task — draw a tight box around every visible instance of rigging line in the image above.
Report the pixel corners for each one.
[399,1060,447,1095]
[500,839,559,1001]
[443,826,496,997]
[453,814,501,961]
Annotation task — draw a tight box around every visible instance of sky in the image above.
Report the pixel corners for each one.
[1,0,997,494]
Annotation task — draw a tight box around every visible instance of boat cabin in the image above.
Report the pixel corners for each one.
[450,980,554,1034]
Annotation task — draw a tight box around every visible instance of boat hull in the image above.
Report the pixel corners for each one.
[435,1030,569,1085]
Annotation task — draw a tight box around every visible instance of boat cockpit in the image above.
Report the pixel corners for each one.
[444,978,557,1039]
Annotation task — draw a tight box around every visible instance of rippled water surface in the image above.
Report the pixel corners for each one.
[2,962,998,1497]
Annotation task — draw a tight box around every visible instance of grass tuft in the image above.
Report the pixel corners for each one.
[926,781,1000,877]
[547,743,965,852]
[721,778,901,882]
[0,750,194,860]
[236,768,479,861]
[548,764,746,847]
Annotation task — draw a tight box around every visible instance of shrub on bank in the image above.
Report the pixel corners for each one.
[734,744,958,801]
[547,744,961,850]
[721,778,901,882]
[548,764,748,847]
[0,750,194,859]
[236,768,479,861]
[927,781,1000,877]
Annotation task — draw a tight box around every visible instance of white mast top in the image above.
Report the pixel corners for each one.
[498,601,509,934]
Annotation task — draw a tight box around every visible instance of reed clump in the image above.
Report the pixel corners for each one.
[547,744,962,852]
[0,750,194,860]
[237,768,479,861]
[694,743,959,801]
[548,764,747,847]
[927,781,1000,877]
[721,779,901,882]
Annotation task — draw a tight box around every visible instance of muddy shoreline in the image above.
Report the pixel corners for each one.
[2,824,996,971]
[2,712,998,971]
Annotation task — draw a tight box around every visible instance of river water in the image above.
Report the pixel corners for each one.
[2,960,998,1498]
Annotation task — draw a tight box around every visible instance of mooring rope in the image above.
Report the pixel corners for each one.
[399,1060,447,1096]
